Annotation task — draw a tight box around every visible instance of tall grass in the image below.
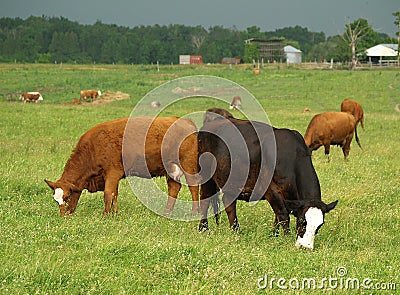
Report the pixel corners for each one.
[0,64,399,294]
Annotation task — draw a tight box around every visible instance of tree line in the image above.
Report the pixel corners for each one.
[0,15,396,64]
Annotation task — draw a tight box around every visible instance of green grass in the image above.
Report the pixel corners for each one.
[0,64,399,294]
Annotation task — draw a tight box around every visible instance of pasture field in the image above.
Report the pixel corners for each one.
[0,63,399,294]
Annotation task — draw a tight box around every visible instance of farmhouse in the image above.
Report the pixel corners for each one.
[365,44,398,64]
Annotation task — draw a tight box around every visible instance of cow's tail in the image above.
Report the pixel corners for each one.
[355,127,362,149]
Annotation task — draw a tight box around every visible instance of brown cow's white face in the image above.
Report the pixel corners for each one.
[295,207,324,250]
[45,179,82,217]
[53,188,65,205]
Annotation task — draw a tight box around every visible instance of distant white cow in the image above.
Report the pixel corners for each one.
[20,92,43,103]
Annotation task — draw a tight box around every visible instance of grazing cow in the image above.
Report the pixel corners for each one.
[229,96,242,110]
[45,116,199,217]
[304,111,361,161]
[341,99,365,129]
[20,92,43,103]
[198,108,338,249]
[80,90,101,102]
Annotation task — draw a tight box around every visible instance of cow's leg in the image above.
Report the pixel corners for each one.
[324,144,331,162]
[265,188,290,235]
[164,177,181,216]
[199,196,211,232]
[103,192,112,217]
[111,189,118,215]
[66,193,81,214]
[181,159,200,214]
[103,177,120,217]
[199,179,218,231]
[188,185,200,214]
[342,136,353,160]
[222,195,239,231]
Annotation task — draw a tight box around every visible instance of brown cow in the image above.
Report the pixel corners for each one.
[341,99,365,129]
[80,90,101,102]
[20,92,43,103]
[45,116,199,217]
[304,111,361,161]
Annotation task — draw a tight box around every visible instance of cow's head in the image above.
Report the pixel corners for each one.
[285,199,338,250]
[45,179,82,217]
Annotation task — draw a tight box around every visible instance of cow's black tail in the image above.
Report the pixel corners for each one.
[355,127,362,149]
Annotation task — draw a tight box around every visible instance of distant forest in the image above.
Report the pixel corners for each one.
[0,16,395,64]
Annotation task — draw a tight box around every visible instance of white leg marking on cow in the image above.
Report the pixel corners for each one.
[53,188,65,205]
[295,207,323,250]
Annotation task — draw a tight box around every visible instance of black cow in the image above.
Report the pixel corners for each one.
[198,108,338,249]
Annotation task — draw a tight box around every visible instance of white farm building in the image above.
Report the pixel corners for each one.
[284,45,302,64]
[365,44,398,64]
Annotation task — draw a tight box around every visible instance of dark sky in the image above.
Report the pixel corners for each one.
[1,0,399,37]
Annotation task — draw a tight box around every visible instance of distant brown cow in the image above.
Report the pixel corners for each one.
[341,99,365,129]
[20,92,43,103]
[80,90,101,102]
[304,111,361,161]
[45,116,199,217]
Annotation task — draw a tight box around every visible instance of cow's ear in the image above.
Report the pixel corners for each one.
[325,200,338,213]
[284,200,305,216]
[44,179,56,190]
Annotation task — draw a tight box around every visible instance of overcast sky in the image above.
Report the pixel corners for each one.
[1,0,399,37]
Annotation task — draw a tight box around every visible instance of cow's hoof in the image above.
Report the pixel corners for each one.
[198,223,209,232]
[231,224,240,233]
[163,209,172,217]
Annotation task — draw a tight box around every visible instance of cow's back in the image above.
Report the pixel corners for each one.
[80,118,127,167]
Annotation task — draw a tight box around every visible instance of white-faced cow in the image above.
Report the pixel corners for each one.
[45,116,199,217]
[80,90,101,102]
[341,99,365,130]
[304,111,361,161]
[197,108,338,250]
[20,92,43,103]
